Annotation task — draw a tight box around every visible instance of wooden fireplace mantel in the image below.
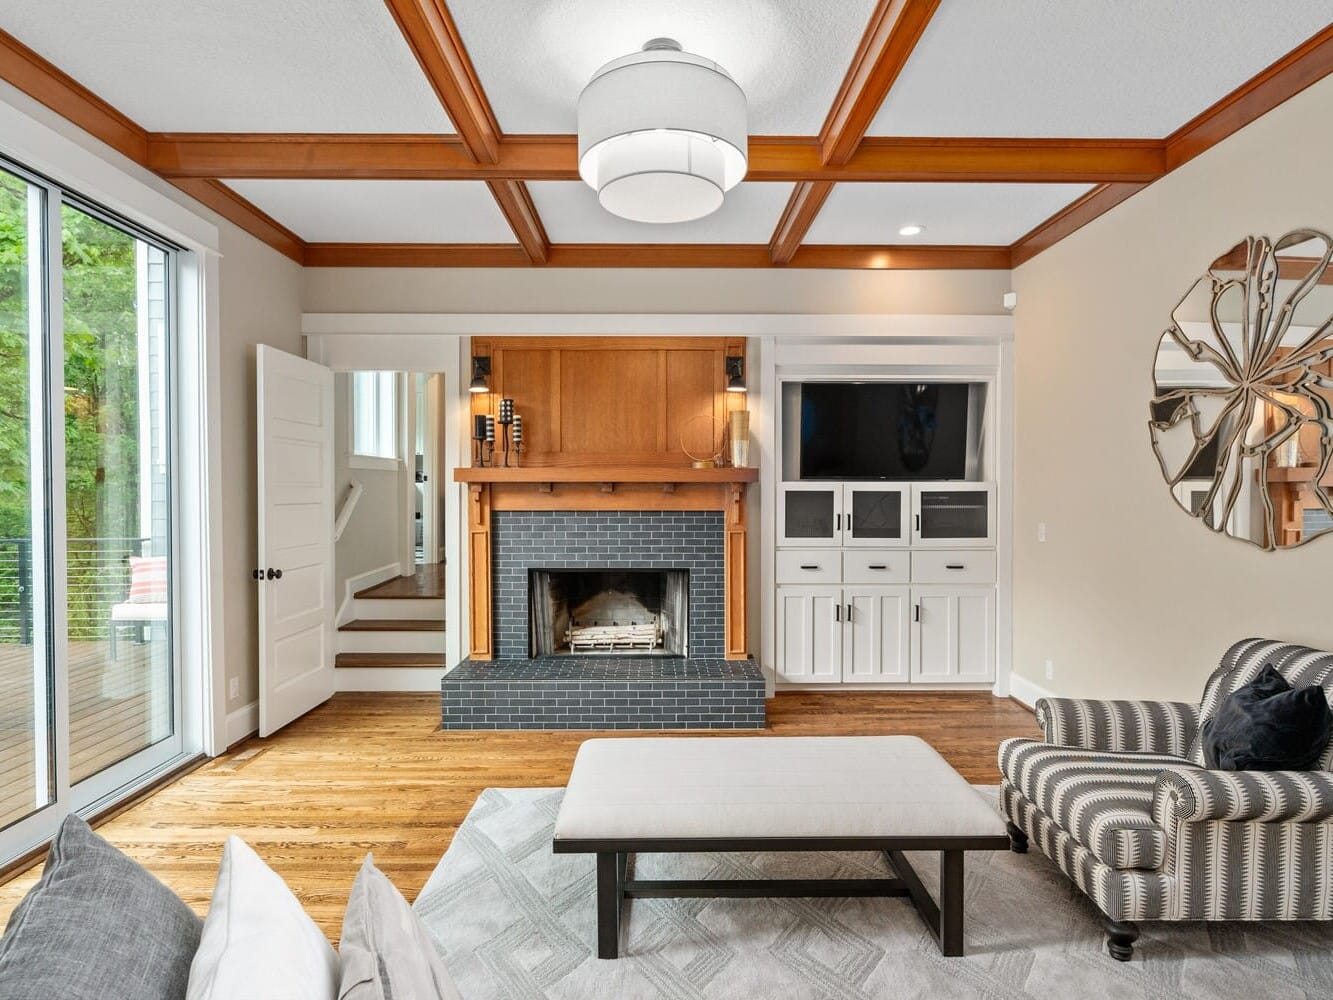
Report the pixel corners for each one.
[458,465,754,662]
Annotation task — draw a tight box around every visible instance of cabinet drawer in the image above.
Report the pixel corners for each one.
[776,549,841,584]
[911,550,996,584]
[842,550,911,584]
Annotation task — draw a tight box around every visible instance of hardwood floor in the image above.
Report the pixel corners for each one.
[0,690,1037,939]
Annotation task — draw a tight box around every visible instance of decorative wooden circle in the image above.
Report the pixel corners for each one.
[680,413,724,468]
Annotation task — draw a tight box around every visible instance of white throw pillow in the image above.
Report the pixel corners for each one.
[187,836,339,1000]
[338,855,461,1000]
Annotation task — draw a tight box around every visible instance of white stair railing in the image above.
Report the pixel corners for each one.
[333,480,364,542]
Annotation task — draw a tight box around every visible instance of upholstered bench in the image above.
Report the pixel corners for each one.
[553,735,1009,958]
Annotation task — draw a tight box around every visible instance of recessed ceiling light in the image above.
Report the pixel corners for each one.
[898,224,925,237]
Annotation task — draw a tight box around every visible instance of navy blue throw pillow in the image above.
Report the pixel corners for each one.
[1202,664,1333,771]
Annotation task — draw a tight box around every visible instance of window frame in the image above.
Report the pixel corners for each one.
[348,370,401,470]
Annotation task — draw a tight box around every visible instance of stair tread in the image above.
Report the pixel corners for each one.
[335,652,446,668]
[339,618,444,632]
[354,566,445,600]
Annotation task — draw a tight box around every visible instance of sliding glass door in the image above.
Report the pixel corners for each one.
[0,166,54,833]
[0,158,184,858]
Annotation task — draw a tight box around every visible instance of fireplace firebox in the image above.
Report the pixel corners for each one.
[529,569,689,657]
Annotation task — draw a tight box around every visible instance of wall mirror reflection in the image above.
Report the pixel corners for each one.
[1150,229,1333,549]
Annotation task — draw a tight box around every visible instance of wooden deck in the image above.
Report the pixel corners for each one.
[0,639,170,828]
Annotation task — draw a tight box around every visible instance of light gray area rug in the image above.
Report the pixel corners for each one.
[414,788,1333,1000]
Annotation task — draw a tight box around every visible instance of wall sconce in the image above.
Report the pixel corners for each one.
[469,356,492,394]
[725,355,747,393]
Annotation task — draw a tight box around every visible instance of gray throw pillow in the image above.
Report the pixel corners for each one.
[338,854,460,1000]
[0,814,202,1000]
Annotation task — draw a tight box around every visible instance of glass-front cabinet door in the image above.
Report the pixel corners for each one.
[911,484,996,546]
[778,485,841,546]
[842,485,910,547]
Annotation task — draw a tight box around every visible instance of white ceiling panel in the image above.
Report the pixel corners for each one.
[804,184,1094,246]
[221,181,516,243]
[448,0,879,134]
[871,1,1333,138]
[3,1,454,133]
[528,181,794,243]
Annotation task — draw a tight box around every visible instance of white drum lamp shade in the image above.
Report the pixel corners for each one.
[577,39,748,224]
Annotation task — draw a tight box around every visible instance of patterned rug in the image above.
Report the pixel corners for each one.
[413,788,1333,999]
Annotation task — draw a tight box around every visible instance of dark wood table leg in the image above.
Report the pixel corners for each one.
[938,850,964,957]
[597,852,621,959]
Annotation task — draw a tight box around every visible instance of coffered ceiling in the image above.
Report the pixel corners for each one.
[1,1,1330,269]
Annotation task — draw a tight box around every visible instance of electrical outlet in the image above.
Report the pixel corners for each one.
[1037,522,1047,543]
[229,677,240,700]
[1045,659,1054,682]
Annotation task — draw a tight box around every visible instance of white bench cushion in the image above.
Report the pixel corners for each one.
[553,735,1006,843]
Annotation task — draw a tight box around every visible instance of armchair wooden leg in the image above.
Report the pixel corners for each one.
[1103,915,1139,962]
[1005,821,1028,854]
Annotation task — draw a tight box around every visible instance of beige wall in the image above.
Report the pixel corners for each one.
[216,222,303,712]
[1011,74,1333,702]
[303,265,1010,315]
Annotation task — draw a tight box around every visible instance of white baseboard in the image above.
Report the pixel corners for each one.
[336,562,402,626]
[335,667,445,692]
[1008,672,1055,709]
[225,701,258,747]
[773,682,996,693]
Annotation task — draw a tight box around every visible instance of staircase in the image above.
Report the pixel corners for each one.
[335,565,445,688]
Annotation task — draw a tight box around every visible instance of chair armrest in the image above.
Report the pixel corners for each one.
[1153,768,1333,824]
[1035,698,1199,756]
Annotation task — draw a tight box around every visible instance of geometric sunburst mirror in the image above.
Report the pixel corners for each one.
[1150,229,1333,550]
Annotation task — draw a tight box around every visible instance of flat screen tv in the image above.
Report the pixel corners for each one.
[797,382,976,480]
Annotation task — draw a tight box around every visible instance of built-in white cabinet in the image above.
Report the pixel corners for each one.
[911,484,996,547]
[911,586,996,683]
[775,584,910,684]
[845,587,912,682]
[775,586,842,684]
[775,478,996,688]
[844,485,911,547]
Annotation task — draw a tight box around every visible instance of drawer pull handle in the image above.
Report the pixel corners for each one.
[867,564,888,570]
[799,564,820,570]
[946,564,966,570]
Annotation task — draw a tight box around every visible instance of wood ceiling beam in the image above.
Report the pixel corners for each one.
[381,0,500,163]
[1165,24,1333,171]
[1010,23,1333,267]
[0,28,304,262]
[167,179,306,263]
[486,179,549,263]
[304,242,1011,269]
[381,1,550,264]
[0,28,148,163]
[770,0,941,262]
[769,182,834,264]
[146,133,1164,183]
[820,0,942,166]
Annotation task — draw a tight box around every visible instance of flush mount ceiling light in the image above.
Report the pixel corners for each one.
[577,38,748,224]
[898,224,926,237]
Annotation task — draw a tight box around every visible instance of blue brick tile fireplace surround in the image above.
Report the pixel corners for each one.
[441,510,765,730]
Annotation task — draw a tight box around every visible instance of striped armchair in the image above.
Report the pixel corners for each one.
[998,638,1333,961]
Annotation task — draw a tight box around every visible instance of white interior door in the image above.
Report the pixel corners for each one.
[257,346,335,736]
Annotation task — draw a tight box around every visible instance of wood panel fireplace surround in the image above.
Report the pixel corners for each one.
[444,337,764,731]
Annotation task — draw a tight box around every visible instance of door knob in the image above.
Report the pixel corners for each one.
[266,568,283,580]
[252,568,262,581]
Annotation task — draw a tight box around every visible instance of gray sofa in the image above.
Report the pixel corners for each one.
[998,637,1333,960]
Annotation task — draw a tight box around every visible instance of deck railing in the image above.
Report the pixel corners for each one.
[0,537,153,643]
